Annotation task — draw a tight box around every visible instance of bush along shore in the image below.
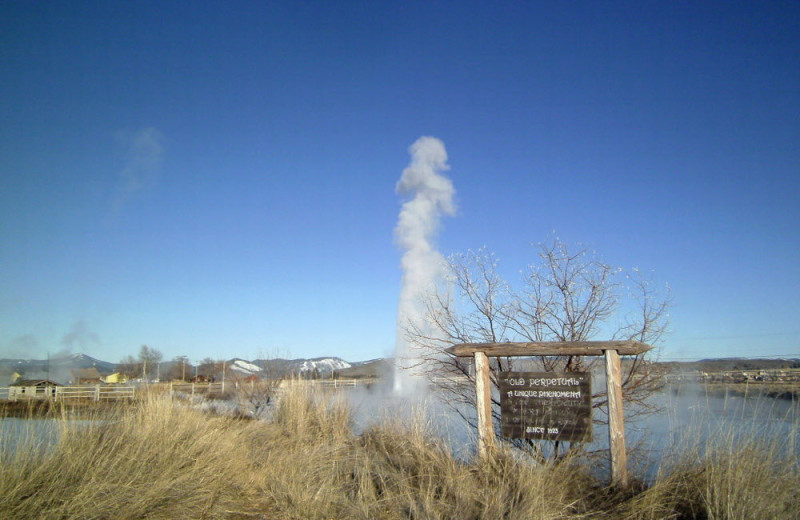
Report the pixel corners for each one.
[1,385,798,520]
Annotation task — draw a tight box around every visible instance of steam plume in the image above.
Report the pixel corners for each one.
[112,127,164,212]
[60,320,100,352]
[4,333,40,358]
[394,136,456,393]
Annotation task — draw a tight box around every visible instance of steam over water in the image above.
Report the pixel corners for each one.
[343,381,798,481]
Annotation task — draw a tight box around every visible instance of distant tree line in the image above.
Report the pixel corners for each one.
[117,346,226,383]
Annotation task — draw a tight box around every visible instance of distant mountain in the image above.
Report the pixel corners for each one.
[300,357,351,373]
[335,358,393,379]
[252,357,353,378]
[0,354,366,384]
[227,358,263,376]
[0,353,116,384]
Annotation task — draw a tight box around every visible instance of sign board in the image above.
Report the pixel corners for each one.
[499,371,592,442]
[448,342,654,487]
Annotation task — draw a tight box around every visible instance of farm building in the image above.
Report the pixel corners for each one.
[71,367,103,384]
[103,372,128,384]
[9,379,61,399]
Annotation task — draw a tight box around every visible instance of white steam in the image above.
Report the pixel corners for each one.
[112,127,164,212]
[394,136,456,393]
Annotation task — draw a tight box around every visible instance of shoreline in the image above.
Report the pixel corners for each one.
[666,381,800,401]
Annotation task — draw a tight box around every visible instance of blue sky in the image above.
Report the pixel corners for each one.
[1,1,798,364]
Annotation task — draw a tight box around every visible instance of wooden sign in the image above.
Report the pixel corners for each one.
[446,341,654,488]
[499,371,592,441]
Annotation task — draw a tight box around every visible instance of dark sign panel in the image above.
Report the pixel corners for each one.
[499,371,592,442]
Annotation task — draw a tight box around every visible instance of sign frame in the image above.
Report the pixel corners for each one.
[445,340,653,488]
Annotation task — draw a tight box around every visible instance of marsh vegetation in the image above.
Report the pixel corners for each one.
[0,383,797,519]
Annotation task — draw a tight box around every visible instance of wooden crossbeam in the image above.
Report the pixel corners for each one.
[446,340,653,357]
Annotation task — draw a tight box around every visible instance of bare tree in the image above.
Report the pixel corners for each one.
[166,355,191,382]
[233,375,282,418]
[406,247,515,426]
[231,354,284,418]
[509,239,670,416]
[197,357,224,381]
[138,345,163,382]
[404,237,671,454]
[117,355,139,379]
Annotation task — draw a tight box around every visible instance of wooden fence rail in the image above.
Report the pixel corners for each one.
[1,378,374,403]
[0,385,136,402]
[279,378,370,389]
[170,382,225,397]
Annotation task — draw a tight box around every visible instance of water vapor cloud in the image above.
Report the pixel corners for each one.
[3,333,41,358]
[60,320,100,353]
[394,136,456,392]
[112,127,164,211]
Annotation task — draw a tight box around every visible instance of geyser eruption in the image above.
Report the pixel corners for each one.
[394,136,456,393]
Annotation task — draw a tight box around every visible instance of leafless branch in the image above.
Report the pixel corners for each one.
[403,237,671,458]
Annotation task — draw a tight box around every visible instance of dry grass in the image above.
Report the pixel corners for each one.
[0,395,262,519]
[249,384,589,520]
[0,385,797,519]
[612,418,800,520]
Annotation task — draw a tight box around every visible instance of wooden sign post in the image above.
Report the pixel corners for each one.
[445,340,653,488]
[474,351,495,455]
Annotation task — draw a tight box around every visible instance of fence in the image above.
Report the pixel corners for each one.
[169,382,225,397]
[304,378,359,388]
[279,378,371,389]
[0,385,136,402]
[1,379,377,403]
[167,379,367,395]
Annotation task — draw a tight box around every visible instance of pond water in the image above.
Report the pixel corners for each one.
[0,417,64,456]
[342,381,799,481]
[0,416,101,458]
[2,383,796,483]
[624,384,798,480]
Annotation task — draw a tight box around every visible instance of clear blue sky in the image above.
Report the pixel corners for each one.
[2,1,798,364]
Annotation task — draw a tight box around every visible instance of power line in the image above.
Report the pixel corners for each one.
[671,332,800,342]
[658,352,800,362]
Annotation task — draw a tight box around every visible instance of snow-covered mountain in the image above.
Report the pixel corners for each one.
[299,357,351,374]
[251,357,353,378]
[227,358,263,376]
[300,358,353,375]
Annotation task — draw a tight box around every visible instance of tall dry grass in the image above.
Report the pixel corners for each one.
[249,383,590,520]
[0,395,263,519]
[613,407,800,520]
[1,384,797,519]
